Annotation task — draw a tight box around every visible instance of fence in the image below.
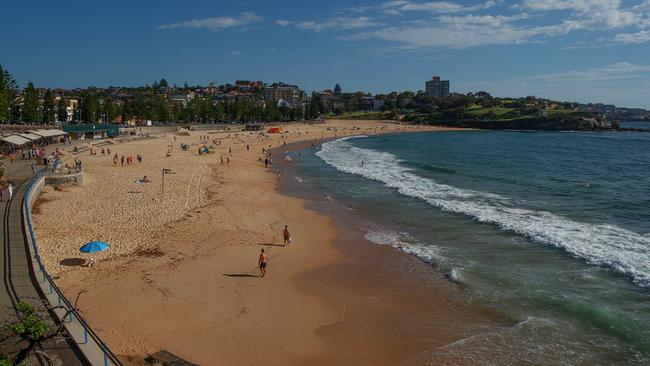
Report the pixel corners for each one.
[22,170,123,366]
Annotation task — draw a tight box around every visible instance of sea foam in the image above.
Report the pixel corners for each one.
[317,137,650,287]
[364,230,442,265]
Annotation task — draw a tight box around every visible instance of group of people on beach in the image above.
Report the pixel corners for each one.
[112,153,143,167]
[258,225,292,277]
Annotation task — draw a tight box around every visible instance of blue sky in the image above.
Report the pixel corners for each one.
[1,0,650,108]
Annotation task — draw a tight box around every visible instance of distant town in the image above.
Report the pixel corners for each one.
[0,65,648,130]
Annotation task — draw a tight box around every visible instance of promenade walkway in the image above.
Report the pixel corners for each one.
[0,175,87,365]
[0,139,133,365]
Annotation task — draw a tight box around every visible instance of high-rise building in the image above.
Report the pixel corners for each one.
[425,76,450,98]
[263,83,304,109]
[440,80,450,98]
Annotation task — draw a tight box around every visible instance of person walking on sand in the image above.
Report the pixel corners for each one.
[7,183,12,201]
[283,225,291,246]
[259,249,268,277]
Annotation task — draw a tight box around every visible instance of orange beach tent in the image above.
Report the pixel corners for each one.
[267,127,282,133]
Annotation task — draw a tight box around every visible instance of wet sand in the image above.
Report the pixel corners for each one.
[31,121,497,365]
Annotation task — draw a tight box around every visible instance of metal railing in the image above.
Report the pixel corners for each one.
[22,170,123,366]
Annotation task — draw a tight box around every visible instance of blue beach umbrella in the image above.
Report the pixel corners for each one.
[79,241,109,253]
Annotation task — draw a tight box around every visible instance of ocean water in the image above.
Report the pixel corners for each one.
[289,131,650,365]
[620,121,650,130]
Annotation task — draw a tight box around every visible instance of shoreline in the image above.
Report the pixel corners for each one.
[273,139,505,364]
[31,121,485,365]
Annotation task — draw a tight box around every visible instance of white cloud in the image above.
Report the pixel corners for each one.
[526,62,650,81]
[347,6,375,13]
[614,30,650,43]
[345,13,582,48]
[157,12,262,31]
[522,0,642,29]
[339,0,650,49]
[292,17,382,32]
[231,50,243,55]
[381,0,499,14]
[276,20,292,26]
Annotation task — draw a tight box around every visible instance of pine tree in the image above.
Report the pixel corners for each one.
[309,92,320,120]
[80,91,98,123]
[0,69,7,122]
[43,89,55,124]
[121,102,131,124]
[103,97,114,122]
[0,66,19,122]
[22,82,39,122]
[57,97,67,123]
[334,83,342,95]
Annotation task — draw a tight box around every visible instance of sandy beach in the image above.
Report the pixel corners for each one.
[32,120,493,365]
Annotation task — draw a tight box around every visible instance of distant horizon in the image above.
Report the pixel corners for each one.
[3,0,650,109]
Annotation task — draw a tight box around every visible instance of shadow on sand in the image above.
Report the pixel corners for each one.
[60,258,86,267]
[222,273,259,278]
[258,243,285,247]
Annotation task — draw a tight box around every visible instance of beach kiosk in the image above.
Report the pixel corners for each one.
[0,134,31,147]
[31,129,68,143]
[18,132,43,142]
[0,134,32,154]
[63,124,119,140]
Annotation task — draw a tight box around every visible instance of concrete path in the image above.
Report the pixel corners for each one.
[0,173,88,364]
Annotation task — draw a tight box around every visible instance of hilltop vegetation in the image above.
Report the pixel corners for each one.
[0,64,619,130]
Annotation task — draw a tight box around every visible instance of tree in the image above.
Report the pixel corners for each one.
[0,66,18,122]
[71,104,79,122]
[22,82,39,122]
[57,97,67,123]
[308,92,320,120]
[159,78,168,88]
[121,102,131,124]
[334,83,342,95]
[1,291,87,365]
[43,89,55,124]
[79,91,98,123]
[172,102,183,122]
[102,97,115,122]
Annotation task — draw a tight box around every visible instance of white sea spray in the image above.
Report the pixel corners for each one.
[317,137,650,287]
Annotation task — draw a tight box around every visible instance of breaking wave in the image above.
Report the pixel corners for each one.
[317,137,650,287]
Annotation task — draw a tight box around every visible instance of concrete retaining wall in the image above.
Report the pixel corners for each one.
[44,172,84,186]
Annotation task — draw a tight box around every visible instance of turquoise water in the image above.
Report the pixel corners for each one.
[290,131,650,365]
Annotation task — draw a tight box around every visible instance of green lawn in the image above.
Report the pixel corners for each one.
[464,107,519,118]
[331,111,389,120]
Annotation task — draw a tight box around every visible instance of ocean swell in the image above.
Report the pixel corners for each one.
[316,137,650,287]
